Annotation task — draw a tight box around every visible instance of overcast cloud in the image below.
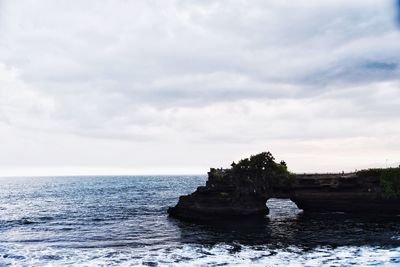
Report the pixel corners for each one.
[0,0,399,175]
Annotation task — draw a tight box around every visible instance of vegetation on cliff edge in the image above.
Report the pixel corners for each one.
[357,168,400,198]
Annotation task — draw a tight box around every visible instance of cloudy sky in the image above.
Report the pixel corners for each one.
[0,0,400,176]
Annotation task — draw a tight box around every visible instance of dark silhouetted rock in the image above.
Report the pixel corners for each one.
[168,151,400,222]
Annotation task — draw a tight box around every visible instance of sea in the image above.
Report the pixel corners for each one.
[0,175,399,266]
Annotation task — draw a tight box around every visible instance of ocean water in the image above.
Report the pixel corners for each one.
[0,175,399,266]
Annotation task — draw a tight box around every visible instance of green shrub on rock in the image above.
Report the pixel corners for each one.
[380,168,400,198]
[231,151,292,188]
[357,168,400,198]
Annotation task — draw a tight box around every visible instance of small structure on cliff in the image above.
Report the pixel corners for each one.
[168,151,400,222]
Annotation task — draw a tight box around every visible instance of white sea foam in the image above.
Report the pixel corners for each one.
[1,244,399,266]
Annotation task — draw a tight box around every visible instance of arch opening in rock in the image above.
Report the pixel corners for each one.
[266,198,302,218]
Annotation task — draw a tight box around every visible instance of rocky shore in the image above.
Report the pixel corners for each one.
[168,152,400,222]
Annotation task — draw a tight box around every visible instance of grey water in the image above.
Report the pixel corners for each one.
[0,176,399,266]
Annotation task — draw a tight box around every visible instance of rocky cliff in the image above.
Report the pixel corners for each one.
[168,152,400,222]
[291,172,400,214]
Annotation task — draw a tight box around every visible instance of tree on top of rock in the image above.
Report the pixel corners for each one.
[231,151,290,183]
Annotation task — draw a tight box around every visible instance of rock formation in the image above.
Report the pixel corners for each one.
[168,151,400,222]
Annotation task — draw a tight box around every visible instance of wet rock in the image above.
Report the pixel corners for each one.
[168,151,290,221]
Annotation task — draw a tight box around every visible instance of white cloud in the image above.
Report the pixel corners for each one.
[0,0,399,175]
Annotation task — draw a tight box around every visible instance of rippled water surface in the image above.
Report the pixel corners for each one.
[0,176,399,266]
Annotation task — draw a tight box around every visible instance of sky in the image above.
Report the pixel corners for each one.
[0,0,400,176]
